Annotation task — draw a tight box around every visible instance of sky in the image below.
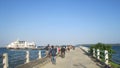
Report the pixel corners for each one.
[0,0,120,47]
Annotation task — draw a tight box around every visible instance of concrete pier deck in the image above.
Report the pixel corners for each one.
[34,48,104,68]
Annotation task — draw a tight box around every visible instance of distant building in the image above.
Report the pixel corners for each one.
[7,40,36,49]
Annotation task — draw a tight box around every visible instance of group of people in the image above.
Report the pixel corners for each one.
[44,44,75,64]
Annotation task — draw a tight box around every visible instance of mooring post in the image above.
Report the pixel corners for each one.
[38,50,41,59]
[3,53,9,68]
[97,49,100,60]
[26,51,30,63]
[93,48,95,57]
[105,50,109,65]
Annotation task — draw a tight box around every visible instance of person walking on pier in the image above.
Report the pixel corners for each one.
[49,46,57,64]
[61,46,66,58]
[45,44,51,57]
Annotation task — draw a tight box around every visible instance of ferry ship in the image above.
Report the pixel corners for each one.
[7,40,36,49]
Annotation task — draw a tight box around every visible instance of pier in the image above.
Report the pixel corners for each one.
[16,47,105,68]
[34,47,104,68]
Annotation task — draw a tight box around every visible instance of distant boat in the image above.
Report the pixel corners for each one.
[7,40,37,49]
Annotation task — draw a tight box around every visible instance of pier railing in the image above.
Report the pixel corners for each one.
[0,50,46,68]
[80,46,110,66]
[92,48,109,65]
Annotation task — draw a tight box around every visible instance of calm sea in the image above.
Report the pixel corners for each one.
[112,45,120,64]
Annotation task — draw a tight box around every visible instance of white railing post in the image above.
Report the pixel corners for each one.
[93,48,95,57]
[105,50,108,65]
[26,51,30,63]
[97,49,100,60]
[3,53,9,68]
[38,50,41,59]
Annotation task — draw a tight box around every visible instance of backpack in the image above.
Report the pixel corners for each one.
[50,49,56,56]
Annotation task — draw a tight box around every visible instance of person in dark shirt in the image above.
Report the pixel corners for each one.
[49,46,57,64]
[45,44,51,56]
[61,46,66,58]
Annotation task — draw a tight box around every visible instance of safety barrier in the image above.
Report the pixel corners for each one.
[92,48,109,65]
[0,50,46,68]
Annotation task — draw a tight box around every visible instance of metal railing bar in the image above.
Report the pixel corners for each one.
[0,55,3,58]
[9,56,26,60]
[9,58,26,63]
[0,63,3,66]
[9,53,26,57]
[99,50,105,53]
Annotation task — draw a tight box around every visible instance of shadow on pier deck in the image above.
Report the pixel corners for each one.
[16,57,50,68]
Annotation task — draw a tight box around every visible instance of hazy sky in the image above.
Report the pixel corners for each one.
[0,0,120,46]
